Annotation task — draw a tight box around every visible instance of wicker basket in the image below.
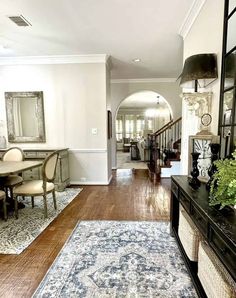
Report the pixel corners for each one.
[178,207,202,261]
[198,241,236,298]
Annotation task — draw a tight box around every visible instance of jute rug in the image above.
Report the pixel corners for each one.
[33,221,197,297]
[0,188,82,254]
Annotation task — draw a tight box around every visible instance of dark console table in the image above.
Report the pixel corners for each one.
[171,175,236,298]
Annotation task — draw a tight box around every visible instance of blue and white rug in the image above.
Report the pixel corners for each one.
[34,221,197,297]
[0,188,82,254]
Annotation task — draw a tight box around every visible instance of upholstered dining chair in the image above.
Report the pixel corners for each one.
[0,190,7,220]
[2,147,25,200]
[13,151,59,219]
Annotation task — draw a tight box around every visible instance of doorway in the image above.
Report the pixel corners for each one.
[116,91,172,169]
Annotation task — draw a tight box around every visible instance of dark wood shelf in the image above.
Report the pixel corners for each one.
[170,175,236,297]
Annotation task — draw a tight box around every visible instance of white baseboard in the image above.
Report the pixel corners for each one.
[70,180,111,185]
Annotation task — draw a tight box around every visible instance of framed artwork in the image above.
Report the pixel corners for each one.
[107,110,112,139]
[188,135,215,182]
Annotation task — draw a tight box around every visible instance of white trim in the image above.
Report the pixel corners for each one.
[178,0,206,40]
[69,149,107,153]
[108,174,113,184]
[70,180,110,185]
[110,78,177,84]
[0,54,109,65]
[112,167,117,170]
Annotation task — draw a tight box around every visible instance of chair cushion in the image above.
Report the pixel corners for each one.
[0,190,5,199]
[13,180,55,195]
[3,175,23,187]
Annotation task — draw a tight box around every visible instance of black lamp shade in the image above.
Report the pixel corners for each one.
[180,53,218,85]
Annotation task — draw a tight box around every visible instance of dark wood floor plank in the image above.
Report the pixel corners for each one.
[0,169,171,298]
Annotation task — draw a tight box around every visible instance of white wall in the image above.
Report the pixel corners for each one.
[110,80,182,168]
[181,0,225,175]
[0,62,111,184]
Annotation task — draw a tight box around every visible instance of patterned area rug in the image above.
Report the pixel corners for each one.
[33,221,197,297]
[0,188,82,254]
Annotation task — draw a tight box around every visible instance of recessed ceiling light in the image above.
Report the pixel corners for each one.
[133,58,141,62]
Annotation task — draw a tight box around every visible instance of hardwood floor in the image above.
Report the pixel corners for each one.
[0,169,171,298]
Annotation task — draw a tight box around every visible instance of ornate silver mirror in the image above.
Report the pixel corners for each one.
[5,91,46,143]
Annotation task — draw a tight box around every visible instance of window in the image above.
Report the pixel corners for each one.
[116,115,123,142]
[147,118,154,130]
[125,115,134,139]
[136,115,145,137]
[219,0,236,157]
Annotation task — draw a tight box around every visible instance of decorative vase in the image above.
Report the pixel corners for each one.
[206,143,220,191]
[189,152,201,189]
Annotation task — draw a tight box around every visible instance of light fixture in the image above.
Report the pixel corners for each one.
[133,58,141,62]
[179,53,218,92]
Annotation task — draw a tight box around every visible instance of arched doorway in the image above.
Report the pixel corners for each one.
[115,91,173,169]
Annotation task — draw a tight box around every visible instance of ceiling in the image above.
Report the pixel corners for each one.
[120,91,167,109]
[0,0,195,79]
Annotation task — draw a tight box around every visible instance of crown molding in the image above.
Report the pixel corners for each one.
[178,0,206,40]
[110,78,177,84]
[0,54,109,65]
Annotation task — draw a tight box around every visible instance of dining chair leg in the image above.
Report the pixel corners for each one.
[52,190,57,210]
[3,197,7,221]
[43,195,48,218]
[14,196,18,219]
[31,196,34,208]
[10,187,14,201]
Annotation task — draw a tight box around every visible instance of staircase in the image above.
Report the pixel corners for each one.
[147,117,182,183]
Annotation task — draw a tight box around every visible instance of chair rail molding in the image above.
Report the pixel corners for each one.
[69,149,107,153]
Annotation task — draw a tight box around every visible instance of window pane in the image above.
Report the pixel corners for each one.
[220,127,231,158]
[147,119,153,130]
[136,115,145,137]
[227,11,236,52]
[125,115,134,139]
[222,90,233,125]
[229,0,236,15]
[116,119,123,133]
[116,132,122,142]
[224,51,236,89]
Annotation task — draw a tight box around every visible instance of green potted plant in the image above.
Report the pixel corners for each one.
[209,149,236,209]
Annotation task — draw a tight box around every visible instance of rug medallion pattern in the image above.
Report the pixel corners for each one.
[34,221,197,297]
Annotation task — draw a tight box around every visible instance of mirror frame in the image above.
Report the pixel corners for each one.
[5,91,46,143]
